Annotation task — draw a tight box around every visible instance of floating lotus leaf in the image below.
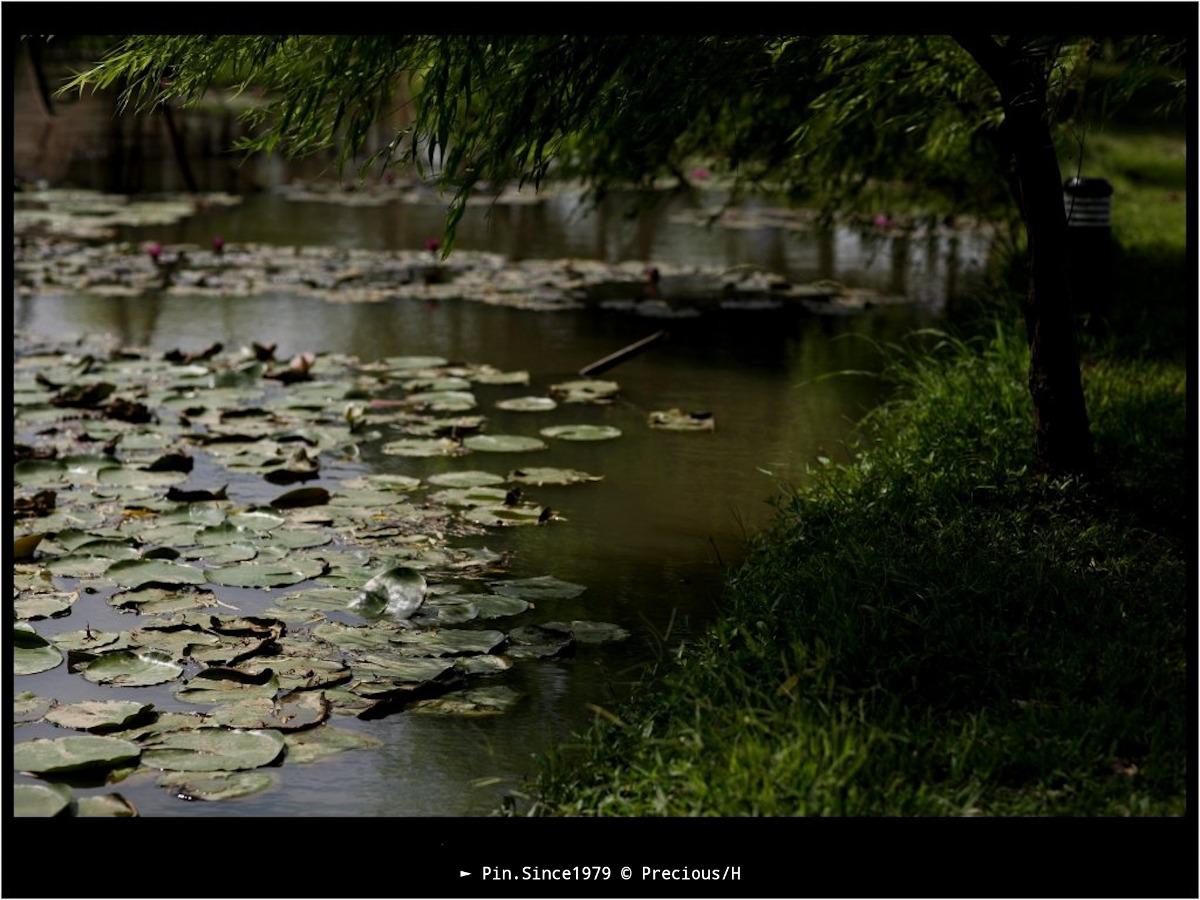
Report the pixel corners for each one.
[391,628,507,657]
[14,532,45,560]
[45,555,115,578]
[67,538,142,560]
[173,666,280,705]
[15,692,53,724]
[447,593,531,619]
[321,689,379,717]
[228,510,286,531]
[182,543,258,565]
[141,728,286,772]
[76,793,139,816]
[14,460,67,486]
[496,396,557,412]
[283,725,382,764]
[311,622,398,652]
[506,625,575,660]
[454,654,514,676]
[403,376,472,392]
[205,558,326,588]
[269,486,330,509]
[429,486,510,508]
[425,470,506,488]
[14,735,141,775]
[108,711,211,743]
[234,656,351,691]
[407,390,477,412]
[210,691,329,731]
[194,522,251,545]
[275,587,358,612]
[506,467,603,486]
[462,434,546,453]
[549,379,619,404]
[350,655,456,683]
[157,769,275,801]
[15,625,64,675]
[97,467,187,487]
[542,620,632,644]
[108,586,219,615]
[462,504,546,527]
[45,700,154,733]
[380,437,464,457]
[266,527,333,549]
[13,782,72,817]
[411,600,479,626]
[14,591,77,620]
[159,504,228,526]
[472,368,530,386]
[51,629,122,652]
[382,355,448,370]
[539,424,622,442]
[358,473,422,492]
[410,685,523,717]
[327,489,401,508]
[132,523,201,547]
[14,566,55,593]
[490,575,586,601]
[349,568,425,622]
[185,634,273,667]
[82,650,183,687]
[648,408,716,431]
[104,558,206,588]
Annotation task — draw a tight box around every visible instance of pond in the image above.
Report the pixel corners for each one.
[13,190,991,816]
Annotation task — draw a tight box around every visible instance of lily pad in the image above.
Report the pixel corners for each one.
[549,379,619,404]
[206,558,326,589]
[14,735,141,775]
[108,586,219,615]
[496,396,557,412]
[82,650,184,687]
[14,591,77,620]
[269,487,330,509]
[352,566,427,620]
[275,587,358,613]
[158,770,276,801]
[51,629,123,652]
[539,424,622,442]
[490,575,586,601]
[282,725,382,764]
[506,467,603,486]
[14,532,45,560]
[541,620,631,644]
[410,685,523,717]
[173,667,280,705]
[76,793,139,816]
[141,728,286,772]
[104,558,206,588]
[425,470,506,488]
[506,624,575,660]
[234,656,351,691]
[380,437,464,457]
[648,408,716,431]
[462,505,547,527]
[462,434,547,453]
[14,782,73,817]
[45,700,154,733]
[210,691,329,732]
[15,692,53,724]
[15,625,64,675]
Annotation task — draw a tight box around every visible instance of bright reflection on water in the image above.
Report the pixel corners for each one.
[13,193,990,816]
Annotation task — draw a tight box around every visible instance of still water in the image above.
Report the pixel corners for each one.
[13,192,989,816]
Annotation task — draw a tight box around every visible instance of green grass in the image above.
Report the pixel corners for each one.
[522,326,1188,816]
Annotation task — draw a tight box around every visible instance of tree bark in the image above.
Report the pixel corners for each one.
[954,36,1093,475]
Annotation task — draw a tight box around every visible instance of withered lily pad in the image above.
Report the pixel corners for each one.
[549,379,619,404]
[14,735,141,775]
[235,656,351,691]
[158,769,276,801]
[141,728,286,771]
[82,650,184,687]
[45,700,154,733]
[283,725,382,763]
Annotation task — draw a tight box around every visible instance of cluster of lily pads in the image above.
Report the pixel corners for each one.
[12,331,653,815]
[14,189,242,242]
[14,233,858,315]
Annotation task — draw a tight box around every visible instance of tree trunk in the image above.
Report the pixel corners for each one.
[1005,105,1094,474]
[954,36,1094,475]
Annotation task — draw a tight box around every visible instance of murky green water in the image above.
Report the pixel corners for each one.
[14,193,987,815]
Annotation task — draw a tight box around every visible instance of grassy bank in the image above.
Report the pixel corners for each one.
[524,325,1188,815]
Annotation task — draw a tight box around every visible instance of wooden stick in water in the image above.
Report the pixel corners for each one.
[578,330,668,377]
